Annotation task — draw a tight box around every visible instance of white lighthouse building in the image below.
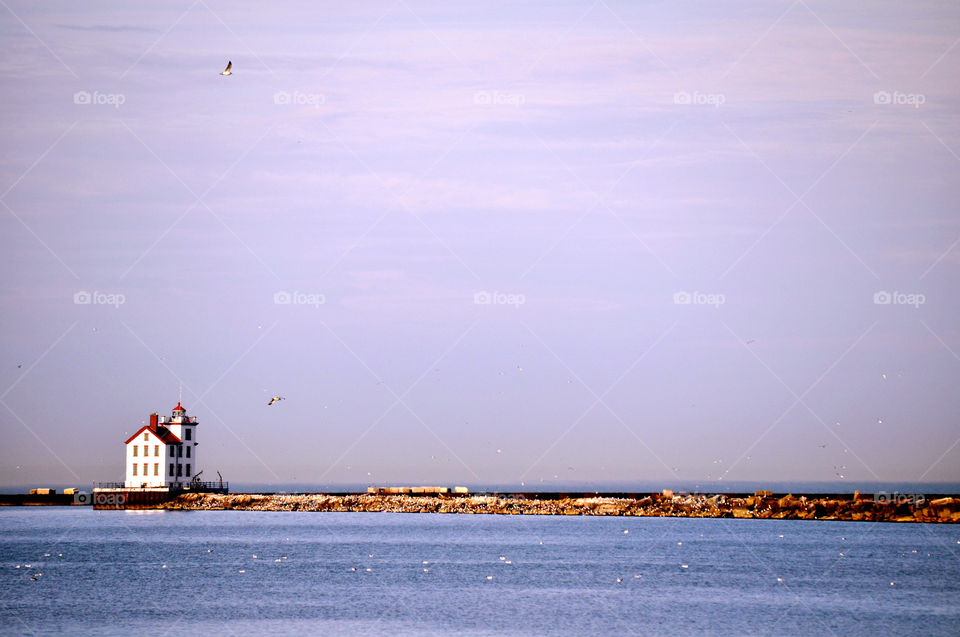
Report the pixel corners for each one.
[123,402,198,489]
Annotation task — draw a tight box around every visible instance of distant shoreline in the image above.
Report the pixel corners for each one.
[139,491,960,523]
[6,481,960,496]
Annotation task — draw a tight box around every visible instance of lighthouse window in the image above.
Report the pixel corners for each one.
[177,446,183,457]
[154,445,159,456]
[133,446,138,457]
[185,429,192,441]
[144,433,149,441]
[186,447,191,458]
[154,463,159,476]
[132,464,137,476]
[177,464,182,477]
[186,464,191,477]
[143,463,147,476]
[169,464,174,477]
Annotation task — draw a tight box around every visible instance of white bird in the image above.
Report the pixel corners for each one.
[220,60,232,76]
[267,396,284,406]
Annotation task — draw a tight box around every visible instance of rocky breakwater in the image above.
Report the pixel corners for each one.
[161,491,960,522]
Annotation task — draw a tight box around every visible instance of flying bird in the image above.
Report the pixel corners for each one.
[267,396,284,406]
[220,60,232,76]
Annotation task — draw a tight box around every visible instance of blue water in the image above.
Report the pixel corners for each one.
[1,509,958,636]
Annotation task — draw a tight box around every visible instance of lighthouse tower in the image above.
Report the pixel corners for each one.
[123,402,199,489]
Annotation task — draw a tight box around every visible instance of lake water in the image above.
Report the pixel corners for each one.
[1,508,958,635]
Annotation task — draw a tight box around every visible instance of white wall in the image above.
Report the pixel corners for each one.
[124,430,175,488]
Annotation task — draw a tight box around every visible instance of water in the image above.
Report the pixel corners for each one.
[1,508,958,636]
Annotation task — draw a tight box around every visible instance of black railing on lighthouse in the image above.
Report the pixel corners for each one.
[93,481,228,491]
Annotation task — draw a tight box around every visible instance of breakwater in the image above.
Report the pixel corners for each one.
[0,493,81,506]
[161,491,960,522]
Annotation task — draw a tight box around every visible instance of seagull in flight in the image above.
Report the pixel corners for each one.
[267,396,284,406]
[220,60,232,76]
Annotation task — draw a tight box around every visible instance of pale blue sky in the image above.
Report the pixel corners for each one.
[1,1,958,488]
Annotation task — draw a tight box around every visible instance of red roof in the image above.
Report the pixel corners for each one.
[156,428,182,444]
[172,402,185,412]
[125,425,182,445]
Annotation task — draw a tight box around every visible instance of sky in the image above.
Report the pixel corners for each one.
[1,1,958,489]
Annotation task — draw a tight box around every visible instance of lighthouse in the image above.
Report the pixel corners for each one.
[123,402,198,489]
[92,400,224,508]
